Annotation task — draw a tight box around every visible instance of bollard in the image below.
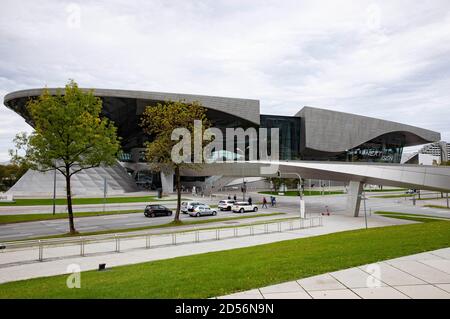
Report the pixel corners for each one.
[264,223,269,234]
[216,229,220,240]
[146,235,151,249]
[172,233,177,245]
[250,226,254,236]
[115,235,120,252]
[195,231,199,243]
[278,222,281,232]
[80,237,85,256]
[38,240,43,261]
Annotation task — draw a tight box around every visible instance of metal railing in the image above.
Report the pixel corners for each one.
[0,216,323,263]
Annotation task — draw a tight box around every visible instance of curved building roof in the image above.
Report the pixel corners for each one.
[296,106,440,151]
[4,88,261,125]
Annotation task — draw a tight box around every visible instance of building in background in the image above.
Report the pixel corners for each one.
[419,141,450,163]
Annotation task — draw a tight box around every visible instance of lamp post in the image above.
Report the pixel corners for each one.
[52,165,56,215]
[277,171,305,218]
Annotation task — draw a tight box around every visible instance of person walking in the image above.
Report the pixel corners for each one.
[262,197,268,208]
[227,194,231,200]
[248,196,252,205]
[233,194,237,201]
[270,196,274,207]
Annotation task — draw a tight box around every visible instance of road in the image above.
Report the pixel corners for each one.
[0,192,449,241]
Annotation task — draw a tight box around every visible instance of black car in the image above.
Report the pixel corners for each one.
[144,205,173,217]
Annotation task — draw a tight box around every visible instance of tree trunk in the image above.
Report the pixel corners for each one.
[65,165,77,234]
[174,166,181,222]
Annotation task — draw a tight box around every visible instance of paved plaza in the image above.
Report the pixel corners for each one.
[218,248,450,299]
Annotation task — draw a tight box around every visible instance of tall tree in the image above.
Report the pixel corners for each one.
[10,80,120,234]
[140,100,210,223]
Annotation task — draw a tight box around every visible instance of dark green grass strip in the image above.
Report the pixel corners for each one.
[374,211,449,223]
[0,210,142,224]
[0,220,448,298]
[0,196,185,206]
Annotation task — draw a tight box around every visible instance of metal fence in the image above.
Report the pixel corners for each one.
[0,217,322,263]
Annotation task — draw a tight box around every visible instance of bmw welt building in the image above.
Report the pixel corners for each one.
[3,88,449,211]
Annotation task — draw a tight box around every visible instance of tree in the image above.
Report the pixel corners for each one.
[10,80,121,234]
[140,100,210,223]
[0,163,28,191]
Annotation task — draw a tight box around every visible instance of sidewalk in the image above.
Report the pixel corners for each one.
[0,214,411,284]
[217,248,450,299]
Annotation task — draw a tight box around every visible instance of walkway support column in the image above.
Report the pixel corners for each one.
[160,170,174,195]
[347,181,364,217]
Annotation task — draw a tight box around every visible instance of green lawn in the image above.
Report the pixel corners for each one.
[259,190,344,196]
[374,211,450,223]
[0,196,178,206]
[424,204,450,210]
[0,210,142,225]
[1,219,448,298]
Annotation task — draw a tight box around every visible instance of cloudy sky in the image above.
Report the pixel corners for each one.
[1,0,450,161]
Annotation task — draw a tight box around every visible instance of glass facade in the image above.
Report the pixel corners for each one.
[259,115,301,160]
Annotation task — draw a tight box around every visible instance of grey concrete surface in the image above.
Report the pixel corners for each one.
[218,248,450,299]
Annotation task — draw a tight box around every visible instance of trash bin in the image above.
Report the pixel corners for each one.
[157,188,163,199]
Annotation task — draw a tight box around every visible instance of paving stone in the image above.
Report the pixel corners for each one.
[394,285,450,299]
[297,273,346,291]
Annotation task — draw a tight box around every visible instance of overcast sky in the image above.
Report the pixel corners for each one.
[1,0,450,161]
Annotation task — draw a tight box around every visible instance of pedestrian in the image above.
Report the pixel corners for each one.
[227,194,231,200]
[270,196,274,207]
[248,196,252,205]
[272,196,277,207]
[262,197,268,208]
[233,194,237,201]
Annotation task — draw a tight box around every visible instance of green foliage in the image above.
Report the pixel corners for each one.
[140,100,210,221]
[0,163,28,191]
[9,80,121,233]
[140,100,210,170]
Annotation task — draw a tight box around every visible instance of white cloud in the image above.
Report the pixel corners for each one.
[1,0,450,161]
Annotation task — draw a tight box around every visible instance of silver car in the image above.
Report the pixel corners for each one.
[188,205,217,217]
[181,201,205,214]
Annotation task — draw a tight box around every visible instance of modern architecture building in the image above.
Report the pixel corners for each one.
[419,141,450,163]
[3,88,445,200]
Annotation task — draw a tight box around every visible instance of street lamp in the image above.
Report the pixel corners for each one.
[277,171,305,218]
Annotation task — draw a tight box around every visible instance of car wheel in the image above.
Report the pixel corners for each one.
[150,213,155,218]
[167,211,172,216]
[196,213,200,217]
[239,208,244,214]
[212,211,217,216]
[253,207,258,212]
[227,206,231,211]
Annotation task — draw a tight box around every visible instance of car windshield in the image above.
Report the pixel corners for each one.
[219,201,225,204]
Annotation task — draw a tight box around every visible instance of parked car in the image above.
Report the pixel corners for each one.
[189,205,217,217]
[231,202,258,213]
[181,201,206,214]
[144,205,172,217]
[218,199,235,211]
[406,189,417,194]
